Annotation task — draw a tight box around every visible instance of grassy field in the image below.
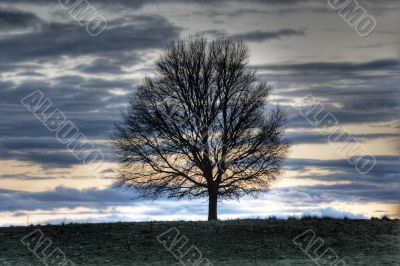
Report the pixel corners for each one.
[0,218,398,265]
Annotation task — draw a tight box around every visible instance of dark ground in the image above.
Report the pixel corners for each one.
[0,218,399,265]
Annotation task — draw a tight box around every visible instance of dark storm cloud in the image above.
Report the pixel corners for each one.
[270,168,399,208]
[284,156,400,190]
[0,0,307,7]
[5,151,84,168]
[17,71,45,77]
[0,74,130,168]
[266,156,400,207]
[254,59,400,73]
[0,78,124,168]
[287,101,399,129]
[0,137,67,150]
[0,186,133,212]
[285,156,399,173]
[255,59,399,96]
[231,29,305,42]
[286,132,398,144]
[0,8,42,30]
[0,76,132,116]
[0,140,114,169]
[258,59,400,126]
[75,58,126,74]
[0,137,114,168]
[0,0,397,18]
[0,15,181,64]
[288,183,400,203]
[2,0,396,7]
[203,29,305,42]
[287,100,399,128]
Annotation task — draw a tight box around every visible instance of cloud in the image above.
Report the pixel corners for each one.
[0,0,309,7]
[0,15,181,64]
[0,8,43,31]
[0,76,127,168]
[75,58,126,74]
[0,0,398,225]
[257,59,400,126]
[286,132,398,144]
[254,59,400,73]
[230,29,305,42]
[285,156,399,173]
[283,156,400,199]
[0,136,114,168]
[0,186,133,212]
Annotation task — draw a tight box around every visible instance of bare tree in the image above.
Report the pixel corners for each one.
[113,37,289,221]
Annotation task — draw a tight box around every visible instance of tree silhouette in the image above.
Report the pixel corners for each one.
[113,37,289,221]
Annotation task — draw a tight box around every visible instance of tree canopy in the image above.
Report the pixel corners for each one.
[113,37,289,220]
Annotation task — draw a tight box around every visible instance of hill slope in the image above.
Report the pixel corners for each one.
[0,218,399,265]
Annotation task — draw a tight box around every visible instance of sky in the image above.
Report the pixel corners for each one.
[0,0,399,226]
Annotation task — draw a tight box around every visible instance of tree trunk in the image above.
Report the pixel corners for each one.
[208,190,218,221]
